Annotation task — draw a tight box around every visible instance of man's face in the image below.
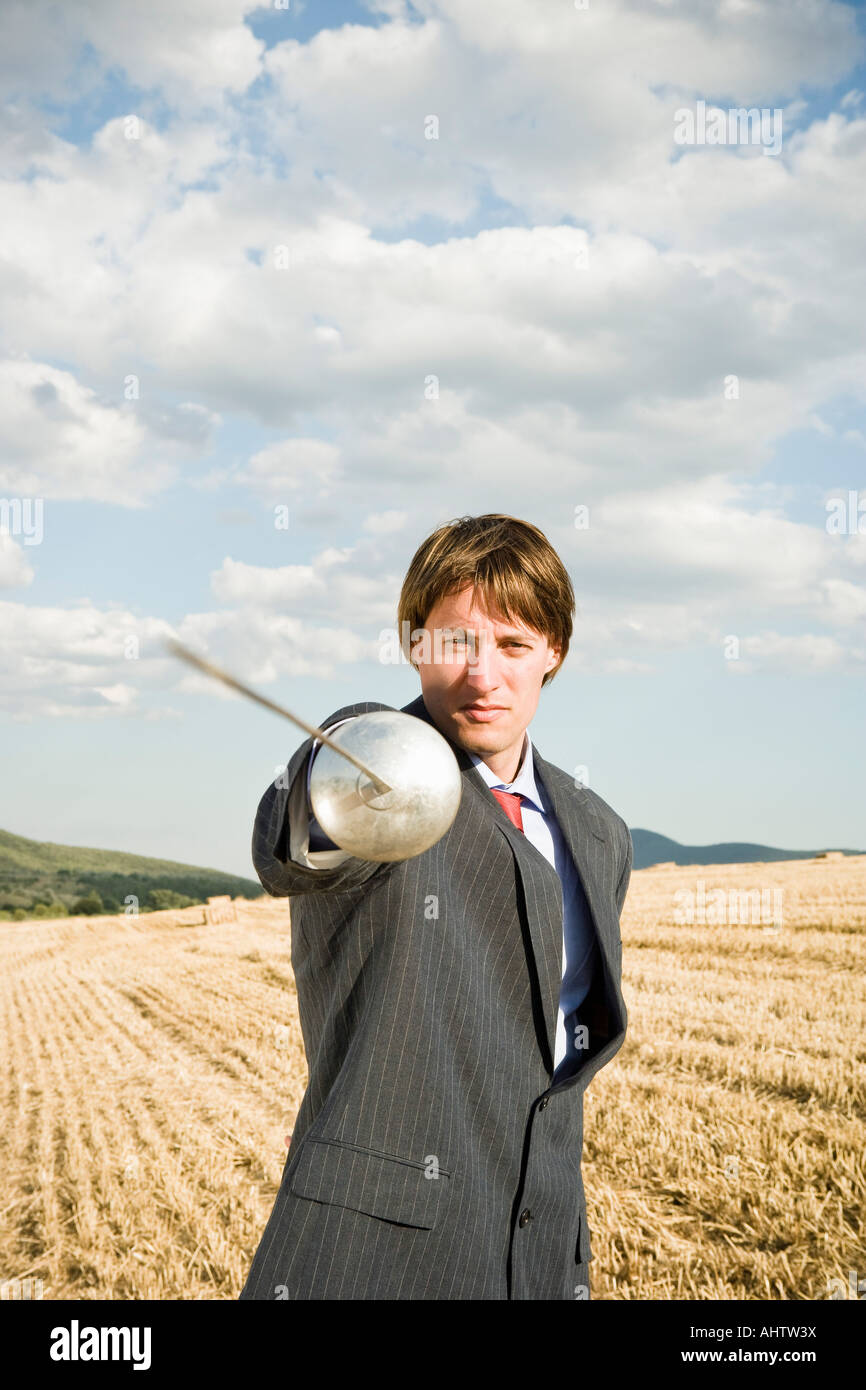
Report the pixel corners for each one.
[411,585,561,762]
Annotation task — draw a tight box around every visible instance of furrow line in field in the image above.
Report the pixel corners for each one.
[58,969,286,1200]
[23,965,116,1296]
[10,969,79,1293]
[1,971,52,1282]
[27,962,211,1296]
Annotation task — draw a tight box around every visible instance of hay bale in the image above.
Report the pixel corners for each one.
[205,895,237,925]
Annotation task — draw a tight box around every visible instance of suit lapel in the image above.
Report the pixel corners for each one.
[530,752,619,984]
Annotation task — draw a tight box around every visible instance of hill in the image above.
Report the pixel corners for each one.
[0,827,261,920]
[3,822,863,917]
[630,827,864,870]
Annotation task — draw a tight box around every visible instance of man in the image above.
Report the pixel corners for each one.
[239,513,631,1301]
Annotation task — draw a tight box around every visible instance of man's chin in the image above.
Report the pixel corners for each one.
[447,716,512,754]
[424,700,515,752]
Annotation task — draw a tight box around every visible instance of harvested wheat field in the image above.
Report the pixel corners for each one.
[1,856,863,1301]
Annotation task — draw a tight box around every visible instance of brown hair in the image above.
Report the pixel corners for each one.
[397,514,574,687]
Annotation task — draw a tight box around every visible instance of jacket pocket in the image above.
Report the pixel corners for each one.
[289,1137,450,1230]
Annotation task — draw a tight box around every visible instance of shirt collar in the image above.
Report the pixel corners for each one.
[467,729,544,811]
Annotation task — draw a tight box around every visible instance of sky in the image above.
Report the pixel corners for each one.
[1,0,865,879]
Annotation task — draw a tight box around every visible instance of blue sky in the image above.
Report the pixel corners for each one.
[1,0,865,878]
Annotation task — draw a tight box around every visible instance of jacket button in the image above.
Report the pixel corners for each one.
[518,1208,532,1227]
[538,1097,549,1110]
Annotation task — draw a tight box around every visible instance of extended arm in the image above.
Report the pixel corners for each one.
[251,704,392,897]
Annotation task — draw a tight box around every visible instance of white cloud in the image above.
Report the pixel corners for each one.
[0,532,35,589]
[0,592,390,719]
[0,357,220,502]
[0,0,264,105]
[172,608,379,688]
[210,541,402,628]
[0,358,153,502]
[816,578,866,626]
[241,438,342,498]
[735,631,863,672]
[364,510,408,534]
[0,0,864,698]
[91,682,137,707]
[0,600,167,719]
[257,0,860,228]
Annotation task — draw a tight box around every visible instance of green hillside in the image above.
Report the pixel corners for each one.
[630,828,864,869]
[0,828,262,921]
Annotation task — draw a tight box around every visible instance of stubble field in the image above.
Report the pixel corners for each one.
[1,856,863,1300]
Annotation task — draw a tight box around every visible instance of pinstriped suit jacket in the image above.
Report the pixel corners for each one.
[239,692,631,1301]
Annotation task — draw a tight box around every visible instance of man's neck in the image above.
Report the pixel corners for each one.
[479,732,527,785]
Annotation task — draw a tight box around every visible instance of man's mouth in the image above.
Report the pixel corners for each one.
[460,704,508,722]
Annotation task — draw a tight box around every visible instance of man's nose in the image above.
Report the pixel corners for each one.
[463,638,497,684]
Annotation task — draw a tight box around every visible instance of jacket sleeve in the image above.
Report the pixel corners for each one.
[615,819,633,917]
[251,703,394,898]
